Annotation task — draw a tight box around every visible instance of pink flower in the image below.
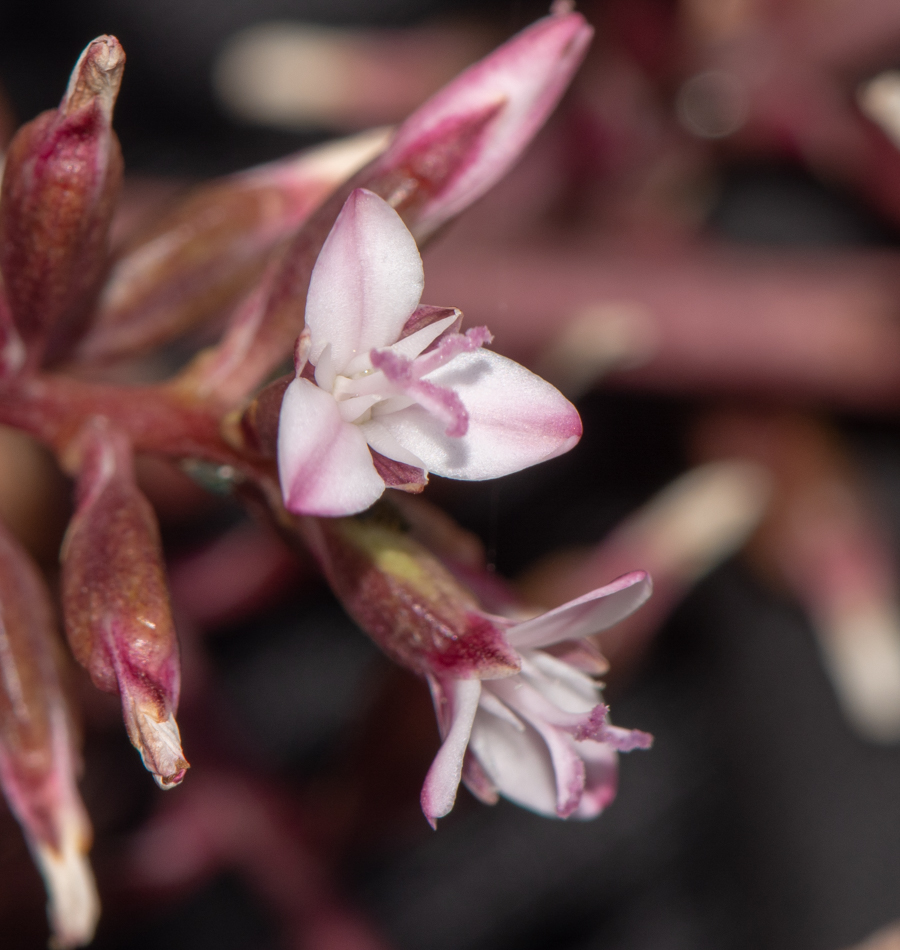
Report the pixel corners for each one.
[420,571,654,826]
[278,187,582,516]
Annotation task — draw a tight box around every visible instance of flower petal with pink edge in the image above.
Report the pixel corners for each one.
[304,188,424,372]
[507,571,652,651]
[421,677,482,828]
[278,377,385,516]
[468,709,558,817]
[383,7,594,238]
[372,348,582,479]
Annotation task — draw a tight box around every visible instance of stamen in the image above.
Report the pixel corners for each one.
[370,347,470,436]
[414,326,493,376]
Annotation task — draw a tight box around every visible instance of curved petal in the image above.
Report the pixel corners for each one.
[345,310,459,376]
[521,650,599,711]
[507,571,652,651]
[489,676,608,742]
[373,349,582,479]
[421,678,482,828]
[305,188,424,372]
[278,378,385,516]
[468,708,558,817]
[572,741,619,820]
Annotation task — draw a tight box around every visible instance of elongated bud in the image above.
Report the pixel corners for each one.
[200,7,593,400]
[373,3,593,240]
[695,410,900,743]
[77,128,390,363]
[0,519,99,948]
[61,419,188,787]
[0,36,124,365]
[299,507,520,679]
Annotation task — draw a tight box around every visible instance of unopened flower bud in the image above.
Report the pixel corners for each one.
[372,4,593,239]
[0,518,98,948]
[0,36,124,364]
[61,419,188,787]
[78,127,390,363]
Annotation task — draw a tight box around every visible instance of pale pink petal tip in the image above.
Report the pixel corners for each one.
[304,187,424,373]
[507,570,653,650]
[386,8,594,235]
[421,679,482,826]
[279,377,385,516]
[35,814,100,948]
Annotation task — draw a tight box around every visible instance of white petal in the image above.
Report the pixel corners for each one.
[468,709,558,817]
[278,377,385,516]
[374,348,582,479]
[305,188,424,372]
[520,650,599,713]
[359,418,425,468]
[421,678,482,827]
[389,312,460,360]
[313,342,336,391]
[507,571,652,651]
[572,740,618,819]
[343,311,460,377]
[478,686,526,730]
[337,394,382,423]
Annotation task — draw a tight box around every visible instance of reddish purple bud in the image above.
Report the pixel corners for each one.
[0,280,25,377]
[77,128,390,363]
[0,36,124,364]
[301,511,521,679]
[223,373,293,459]
[0,519,99,947]
[61,419,188,788]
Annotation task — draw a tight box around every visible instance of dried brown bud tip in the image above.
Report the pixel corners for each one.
[62,35,125,117]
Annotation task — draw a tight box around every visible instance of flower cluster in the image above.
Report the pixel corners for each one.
[0,8,659,947]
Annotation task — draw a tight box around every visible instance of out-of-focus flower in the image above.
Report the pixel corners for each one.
[421,572,653,827]
[277,188,582,516]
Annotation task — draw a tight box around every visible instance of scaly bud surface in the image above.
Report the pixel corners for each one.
[0,36,124,365]
[0,519,98,948]
[61,419,188,788]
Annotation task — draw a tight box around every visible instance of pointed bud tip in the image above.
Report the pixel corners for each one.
[63,35,125,116]
[127,704,190,789]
